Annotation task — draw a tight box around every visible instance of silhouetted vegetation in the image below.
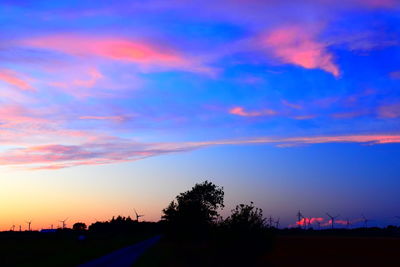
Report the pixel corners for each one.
[0,215,161,266]
[72,222,87,231]
[162,180,224,235]
[88,215,161,235]
[224,201,265,231]
[151,181,273,266]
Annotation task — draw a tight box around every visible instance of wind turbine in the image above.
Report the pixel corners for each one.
[275,218,280,229]
[59,218,68,229]
[346,218,351,229]
[297,211,304,229]
[326,213,340,229]
[25,220,32,231]
[134,209,144,222]
[307,218,313,229]
[361,214,370,228]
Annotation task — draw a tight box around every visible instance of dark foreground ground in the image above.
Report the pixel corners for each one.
[263,235,400,266]
[1,229,399,266]
[0,231,152,267]
[136,233,400,267]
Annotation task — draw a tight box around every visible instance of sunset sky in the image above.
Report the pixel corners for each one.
[0,0,400,230]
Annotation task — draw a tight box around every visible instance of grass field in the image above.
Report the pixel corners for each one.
[136,234,400,267]
[0,231,151,267]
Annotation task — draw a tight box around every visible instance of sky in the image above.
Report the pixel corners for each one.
[0,0,400,230]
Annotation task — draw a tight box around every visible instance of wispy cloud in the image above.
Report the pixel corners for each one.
[20,35,213,74]
[79,115,130,122]
[389,71,400,80]
[2,134,400,170]
[378,103,400,118]
[0,104,47,128]
[0,69,34,91]
[331,110,371,119]
[229,106,277,117]
[263,26,340,77]
[356,0,398,8]
[281,100,302,110]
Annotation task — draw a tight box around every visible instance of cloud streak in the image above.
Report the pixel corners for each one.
[20,35,213,74]
[229,106,277,117]
[1,134,400,170]
[0,69,34,91]
[79,115,130,122]
[378,103,400,118]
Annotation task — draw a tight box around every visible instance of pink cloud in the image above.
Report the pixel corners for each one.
[229,105,314,120]
[1,133,400,170]
[290,217,350,228]
[0,104,47,128]
[378,103,400,118]
[46,67,142,99]
[79,115,130,122]
[389,71,400,80]
[291,115,316,120]
[0,69,34,91]
[72,68,103,88]
[49,68,103,90]
[263,26,340,77]
[357,0,397,8]
[0,103,114,147]
[229,106,277,117]
[331,110,370,119]
[335,219,349,225]
[296,217,324,227]
[282,100,302,110]
[21,35,213,74]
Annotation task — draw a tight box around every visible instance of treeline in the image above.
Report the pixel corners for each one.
[88,216,160,234]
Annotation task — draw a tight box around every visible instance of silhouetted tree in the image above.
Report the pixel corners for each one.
[225,202,265,231]
[220,202,270,265]
[162,180,224,231]
[72,222,87,231]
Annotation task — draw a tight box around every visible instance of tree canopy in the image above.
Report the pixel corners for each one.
[72,222,87,231]
[162,180,224,229]
[225,202,265,231]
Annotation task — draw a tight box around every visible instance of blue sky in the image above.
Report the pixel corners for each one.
[0,0,399,229]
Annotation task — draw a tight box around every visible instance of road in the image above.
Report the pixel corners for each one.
[78,235,161,267]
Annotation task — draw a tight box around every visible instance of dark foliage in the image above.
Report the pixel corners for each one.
[72,222,87,231]
[159,181,273,266]
[217,202,272,266]
[224,202,265,231]
[88,215,161,235]
[162,180,224,233]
